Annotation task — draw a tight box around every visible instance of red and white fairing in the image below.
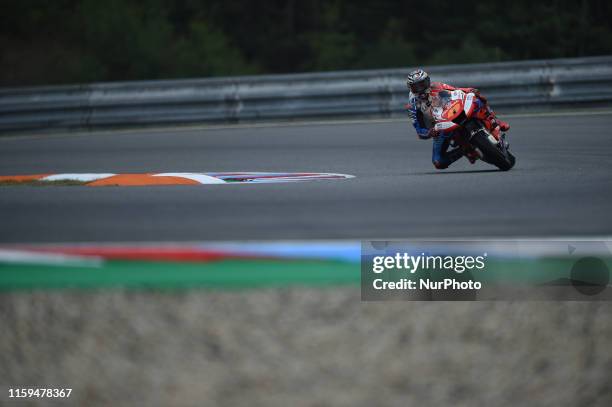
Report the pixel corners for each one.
[432,90,477,133]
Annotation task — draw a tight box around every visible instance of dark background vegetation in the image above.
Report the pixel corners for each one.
[2,0,611,86]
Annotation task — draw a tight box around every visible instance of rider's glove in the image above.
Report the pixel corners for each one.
[470,88,487,103]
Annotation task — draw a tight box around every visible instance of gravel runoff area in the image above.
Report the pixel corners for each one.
[2,289,611,406]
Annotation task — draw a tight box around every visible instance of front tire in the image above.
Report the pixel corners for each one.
[471,131,515,171]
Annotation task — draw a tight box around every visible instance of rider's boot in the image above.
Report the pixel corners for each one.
[496,118,510,132]
[479,102,510,134]
[486,111,510,132]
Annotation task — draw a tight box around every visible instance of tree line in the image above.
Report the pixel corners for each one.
[1,0,611,86]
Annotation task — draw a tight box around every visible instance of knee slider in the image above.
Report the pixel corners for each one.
[433,160,448,169]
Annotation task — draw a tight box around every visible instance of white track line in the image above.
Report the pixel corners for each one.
[153,173,226,184]
[42,173,115,182]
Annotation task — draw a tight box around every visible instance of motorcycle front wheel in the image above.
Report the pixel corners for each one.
[471,131,515,171]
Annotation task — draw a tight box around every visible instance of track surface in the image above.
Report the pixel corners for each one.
[1,113,611,242]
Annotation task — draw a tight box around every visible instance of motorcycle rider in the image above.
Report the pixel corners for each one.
[405,69,510,169]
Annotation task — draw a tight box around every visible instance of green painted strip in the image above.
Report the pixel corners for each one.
[0,259,359,290]
[1,256,609,290]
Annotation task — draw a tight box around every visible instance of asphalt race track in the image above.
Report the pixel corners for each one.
[1,112,611,243]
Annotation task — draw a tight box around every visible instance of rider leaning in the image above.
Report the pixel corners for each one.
[406,69,510,169]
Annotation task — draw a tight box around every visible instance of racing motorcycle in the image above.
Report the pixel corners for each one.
[431,90,516,171]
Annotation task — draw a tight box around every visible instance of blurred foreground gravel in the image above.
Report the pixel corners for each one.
[1,289,611,406]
